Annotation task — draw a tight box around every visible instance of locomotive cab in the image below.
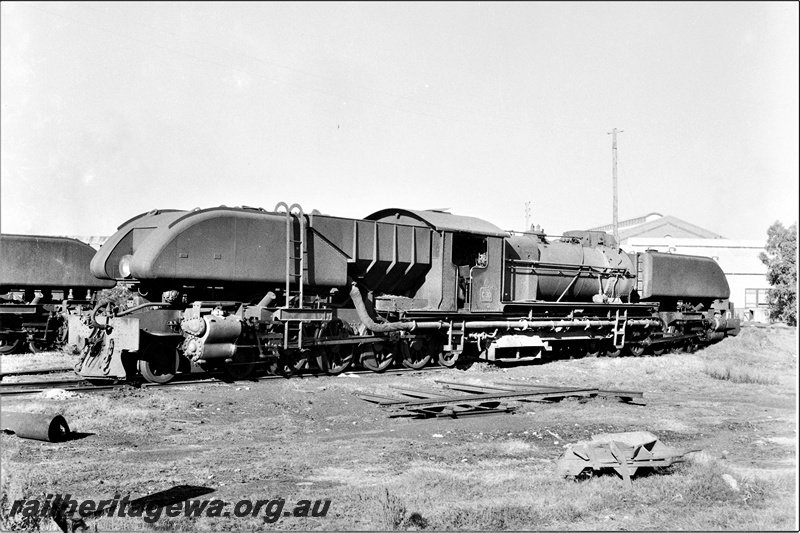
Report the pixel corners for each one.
[365,208,509,313]
[452,233,504,312]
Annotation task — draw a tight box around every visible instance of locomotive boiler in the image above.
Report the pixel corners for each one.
[72,203,740,383]
[0,234,115,353]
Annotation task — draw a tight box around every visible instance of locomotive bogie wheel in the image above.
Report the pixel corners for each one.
[401,337,436,370]
[360,342,395,372]
[314,320,355,375]
[139,341,180,384]
[651,346,666,356]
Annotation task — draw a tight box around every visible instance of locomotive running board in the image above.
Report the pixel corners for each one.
[273,308,334,321]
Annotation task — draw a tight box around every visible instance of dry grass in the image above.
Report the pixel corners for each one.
[321,455,795,531]
[702,362,779,384]
[0,350,75,375]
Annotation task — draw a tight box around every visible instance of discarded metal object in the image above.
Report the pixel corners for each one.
[1,411,71,442]
[556,431,689,486]
[355,380,645,418]
[440,380,645,404]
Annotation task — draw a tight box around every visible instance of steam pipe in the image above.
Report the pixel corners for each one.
[349,283,416,333]
[257,291,277,307]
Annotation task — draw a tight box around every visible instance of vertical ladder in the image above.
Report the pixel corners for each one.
[636,254,645,296]
[275,202,306,349]
[612,309,627,349]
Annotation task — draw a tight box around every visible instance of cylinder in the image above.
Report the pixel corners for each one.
[200,315,242,343]
[1,411,71,442]
[183,314,242,362]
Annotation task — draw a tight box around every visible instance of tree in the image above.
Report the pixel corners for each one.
[758,221,797,326]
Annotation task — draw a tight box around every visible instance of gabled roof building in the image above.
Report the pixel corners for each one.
[589,214,770,323]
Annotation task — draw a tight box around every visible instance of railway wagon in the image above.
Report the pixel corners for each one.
[0,234,115,353]
[72,203,740,383]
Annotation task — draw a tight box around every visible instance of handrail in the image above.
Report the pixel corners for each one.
[274,202,306,350]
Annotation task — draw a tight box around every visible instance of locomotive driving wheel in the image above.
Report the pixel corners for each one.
[277,349,308,377]
[438,349,460,368]
[401,335,440,369]
[627,343,646,357]
[585,340,601,358]
[0,335,23,355]
[360,340,396,372]
[605,343,622,358]
[314,320,355,375]
[680,339,698,353]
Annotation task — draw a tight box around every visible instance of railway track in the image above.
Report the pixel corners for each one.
[0,365,449,397]
[0,367,76,380]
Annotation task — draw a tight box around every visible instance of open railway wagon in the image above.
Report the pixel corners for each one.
[71,203,740,383]
[0,234,115,354]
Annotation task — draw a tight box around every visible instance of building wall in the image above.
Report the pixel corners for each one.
[66,235,109,250]
[623,237,770,322]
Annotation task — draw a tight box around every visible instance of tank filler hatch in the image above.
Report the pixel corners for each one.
[561,231,618,248]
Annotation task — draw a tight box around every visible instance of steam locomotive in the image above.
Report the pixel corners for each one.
[70,203,740,383]
[0,234,115,353]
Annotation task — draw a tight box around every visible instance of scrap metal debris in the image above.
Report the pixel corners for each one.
[556,431,691,486]
[355,380,644,418]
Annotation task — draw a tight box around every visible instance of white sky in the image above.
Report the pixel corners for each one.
[1,1,798,241]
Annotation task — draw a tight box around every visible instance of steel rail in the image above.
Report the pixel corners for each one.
[0,364,450,396]
[0,367,76,379]
[0,378,90,390]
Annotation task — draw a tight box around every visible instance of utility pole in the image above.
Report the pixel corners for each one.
[607,128,623,244]
[524,201,531,231]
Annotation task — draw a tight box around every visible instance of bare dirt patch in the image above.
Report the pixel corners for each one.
[1,327,796,531]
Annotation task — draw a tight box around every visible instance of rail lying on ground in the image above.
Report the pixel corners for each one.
[356,379,644,418]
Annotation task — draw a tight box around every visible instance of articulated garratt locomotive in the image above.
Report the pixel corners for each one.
[0,234,115,353]
[72,203,740,383]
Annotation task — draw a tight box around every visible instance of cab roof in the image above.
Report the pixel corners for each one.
[366,208,508,237]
